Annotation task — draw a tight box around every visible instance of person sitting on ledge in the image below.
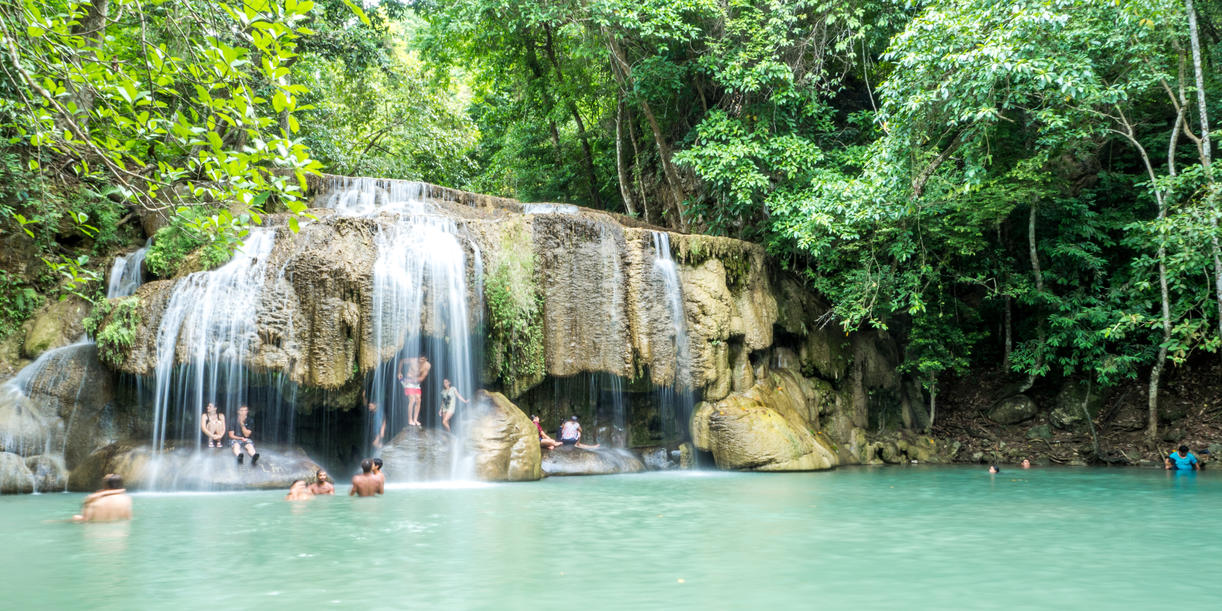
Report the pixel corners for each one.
[372,457,385,486]
[74,474,132,523]
[1165,445,1199,471]
[201,402,226,448]
[285,480,314,501]
[532,415,563,450]
[559,415,600,450]
[229,405,260,466]
[309,470,335,495]
[350,459,383,497]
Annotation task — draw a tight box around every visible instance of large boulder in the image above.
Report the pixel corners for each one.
[68,442,321,491]
[378,426,458,482]
[541,446,645,476]
[17,343,117,469]
[0,451,35,494]
[21,296,90,359]
[988,395,1038,425]
[25,454,66,492]
[1049,381,1105,431]
[692,370,839,471]
[0,389,61,457]
[461,391,542,482]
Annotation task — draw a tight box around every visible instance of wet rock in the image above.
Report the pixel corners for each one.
[988,395,1038,425]
[17,343,117,469]
[1026,424,1052,440]
[0,451,35,494]
[692,370,838,471]
[25,454,66,492]
[68,442,321,491]
[1049,381,1105,431]
[21,297,89,359]
[462,391,542,482]
[542,446,645,476]
[378,426,457,481]
[0,389,61,457]
[640,447,672,470]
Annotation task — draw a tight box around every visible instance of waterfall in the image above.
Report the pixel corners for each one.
[650,231,694,440]
[107,241,150,298]
[317,177,481,480]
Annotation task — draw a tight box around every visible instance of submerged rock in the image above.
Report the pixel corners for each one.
[692,369,839,471]
[68,442,321,491]
[462,391,542,482]
[0,451,35,494]
[542,446,645,476]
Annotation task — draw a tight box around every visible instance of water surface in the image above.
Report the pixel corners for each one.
[2,467,1219,609]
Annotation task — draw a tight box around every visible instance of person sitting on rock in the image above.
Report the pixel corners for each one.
[438,378,468,432]
[73,474,132,523]
[201,402,226,448]
[350,459,383,497]
[559,415,599,450]
[285,480,314,501]
[309,470,335,495]
[532,415,563,450]
[229,405,259,466]
[1165,445,1199,471]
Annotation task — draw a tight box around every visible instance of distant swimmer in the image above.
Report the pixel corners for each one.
[1020,459,1031,469]
[309,470,335,495]
[73,474,132,523]
[1165,445,1200,471]
[438,378,469,432]
[229,405,259,466]
[286,480,314,501]
[988,465,1000,474]
[350,459,384,497]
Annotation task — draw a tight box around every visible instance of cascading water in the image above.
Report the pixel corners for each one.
[107,241,149,298]
[650,231,694,441]
[318,177,481,480]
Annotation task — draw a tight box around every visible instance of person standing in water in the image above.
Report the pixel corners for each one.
[438,378,468,432]
[285,480,314,501]
[1165,445,1200,471]
[372,457,385,486]
[73,474,132,522]
[229,405,259,465]
[350,459,383,497]
[309,470,335,495]
[201,402,226,448]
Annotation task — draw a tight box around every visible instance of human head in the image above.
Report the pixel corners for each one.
[373,458,383,472]
[571,415,578,421]
[290,480,306,491]
[361,458,373,474]
[103,473,123,490]
[531,415,539,422]
[368,401,378,412]
[206,403,216,412]
[989,465,999,473]
[1021,459,1031,468]
[1179,445,1189,455]
[316,469,328,483]
[443,378,452,389]
[238,405,249,418]
[418,355,428,363]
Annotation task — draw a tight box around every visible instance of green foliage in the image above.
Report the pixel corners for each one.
[0,270,43,340]
[96,297,140,368]
[483,222,545,389]
[145,208,239,277]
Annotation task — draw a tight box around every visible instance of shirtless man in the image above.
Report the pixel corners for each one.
[397,357,421,426]
[285,480,314,501]
[229,405,259,465]
[350,459,383,497]
[532,415,563,450]
[559,415,600,450]
[73,474,132,522]
[309,469,335,495]
[201,402,226,448]
[438,378,468,432]
[372,458,385,487]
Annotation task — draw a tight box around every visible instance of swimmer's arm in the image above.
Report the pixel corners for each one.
[377,478,384,495]
[349,483,357,496]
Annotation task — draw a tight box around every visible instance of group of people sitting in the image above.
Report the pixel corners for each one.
[532,414,600,450]
[201,402,259,465]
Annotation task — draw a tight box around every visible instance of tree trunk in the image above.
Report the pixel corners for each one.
[67,0,109,123]
[1186,0,1222,342]
[615,99,638,216]
[1018,204,1044,393]
[927,379,937,434]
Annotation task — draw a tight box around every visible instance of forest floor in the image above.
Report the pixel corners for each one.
[934,358,1222,467]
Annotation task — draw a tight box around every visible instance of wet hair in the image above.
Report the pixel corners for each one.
[104,474,123,489]
[361,458,373,473]
[1179,445,1190,453]
[290,480,305,488]
[373,458,383,469]
[989,465,999,472]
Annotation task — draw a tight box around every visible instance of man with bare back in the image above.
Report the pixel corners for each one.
[397,355,431,427]
[349,459,383,497]
[73,474,132,522]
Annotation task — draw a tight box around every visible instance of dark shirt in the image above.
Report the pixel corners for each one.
[233,417,252,439]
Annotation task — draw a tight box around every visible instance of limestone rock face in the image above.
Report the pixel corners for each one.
[68,442,321,491]
[988,395,1038,425]
[378,427,458,482]
[0,451,34,494]
[462,391,542,482]
[25,454,66,492]
[692,369,839,471]
[21,297,90,359]
[541,446,645,476]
